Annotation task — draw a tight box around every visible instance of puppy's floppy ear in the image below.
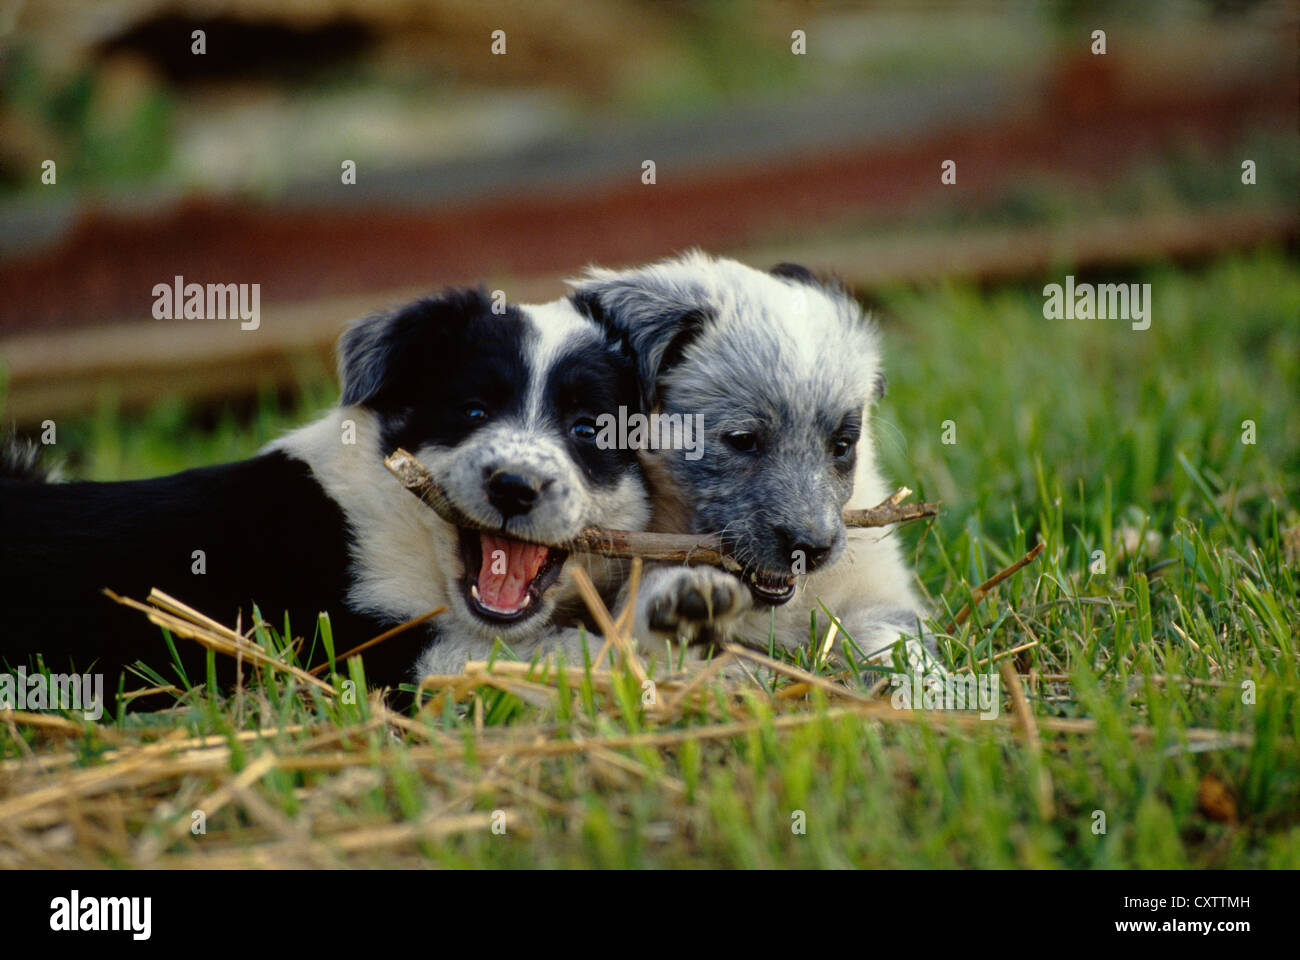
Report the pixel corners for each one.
[569,275,714,407]
[769,261,819,285]
[339,288,492,408]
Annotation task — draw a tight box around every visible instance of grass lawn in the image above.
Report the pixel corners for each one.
[2,250,1296,868]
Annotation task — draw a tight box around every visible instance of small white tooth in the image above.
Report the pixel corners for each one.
[521,595,532,608]
[470,584,480,599]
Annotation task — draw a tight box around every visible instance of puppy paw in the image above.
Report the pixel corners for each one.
[840,610,947,685]
[640,566,751,644]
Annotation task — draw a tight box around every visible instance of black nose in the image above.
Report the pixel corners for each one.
[487,470,543,519]
[776,526,835,571]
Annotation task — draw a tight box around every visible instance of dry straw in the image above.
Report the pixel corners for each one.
[0,508,1252,867]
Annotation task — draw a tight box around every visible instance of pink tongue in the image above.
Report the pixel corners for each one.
[476,533,550,611]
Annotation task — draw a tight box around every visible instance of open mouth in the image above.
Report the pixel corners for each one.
[745,569,797,605]
[458,529,569,624]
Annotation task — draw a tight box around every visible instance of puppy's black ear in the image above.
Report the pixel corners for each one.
[569,280,714,407]
[769,262,818,285]
[339,288,492,408]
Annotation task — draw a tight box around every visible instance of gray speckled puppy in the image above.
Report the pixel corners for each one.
[569,251,940,673]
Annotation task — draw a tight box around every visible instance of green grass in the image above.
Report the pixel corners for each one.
[1,250,1296,868]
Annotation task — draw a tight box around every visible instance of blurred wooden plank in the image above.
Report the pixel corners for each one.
[1,206,1293,426]
[0,277,562,425]
[743,206,1298,288]
[4,63,1293,337]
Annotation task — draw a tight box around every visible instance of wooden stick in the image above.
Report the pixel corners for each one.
[1000,660,1055,819]
[842,500,938,527]
[723,644,875,705]
[948,541,1046,631]
[307,606,447,677]
[384,448,938,572]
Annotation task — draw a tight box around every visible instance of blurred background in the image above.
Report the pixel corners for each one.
[0,0,1295,483]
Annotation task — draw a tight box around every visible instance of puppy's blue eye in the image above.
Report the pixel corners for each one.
[726,431,759,453]
[571,417,598,441]
[464,404,489,421]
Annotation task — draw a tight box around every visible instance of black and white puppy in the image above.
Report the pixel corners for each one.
[570,251,937,670]
[0,289,648,689]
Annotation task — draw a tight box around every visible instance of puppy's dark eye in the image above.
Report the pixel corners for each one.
[831,438,853,458]
[463,404,489,421]
[571,417,599,441]
[726,431,760,453]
